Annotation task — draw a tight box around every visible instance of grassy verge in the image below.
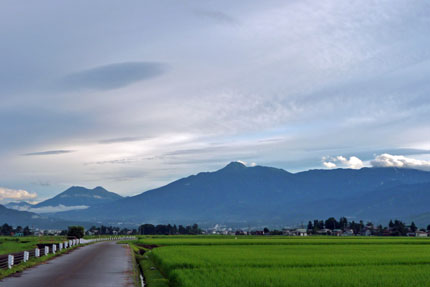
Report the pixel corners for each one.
[0,236,67,254]
[129,243,169,287]
[0,244,81,280]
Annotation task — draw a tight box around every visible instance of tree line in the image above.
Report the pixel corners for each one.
[86,223,202,235]
[0,224,32,236]
[138,223,201,235]
[304,217,422,236]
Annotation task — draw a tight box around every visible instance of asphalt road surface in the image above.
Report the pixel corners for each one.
[0,241,135,287]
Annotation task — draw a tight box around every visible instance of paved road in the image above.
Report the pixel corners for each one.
[0,241,135,287]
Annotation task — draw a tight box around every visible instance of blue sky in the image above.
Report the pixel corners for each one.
[1,0,430,202]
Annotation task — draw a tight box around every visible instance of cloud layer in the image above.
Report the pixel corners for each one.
[23,150,75,156]
[60,62,166,91]
[371,154,430,171]
[1,0,430,198]
[322,156,364,169]
[10,204,90,214]
[0,187,37,201]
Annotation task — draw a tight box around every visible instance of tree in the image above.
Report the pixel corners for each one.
[263,227,270,234]
[23,226,32,236]
[307,221,313,230]
[410,222,417,233]
[339,217,348,230]
[1,224,13,236]
[190,224,201,235]
[67,226,85,238]
[325,217,338,230]
[178,225,187,234]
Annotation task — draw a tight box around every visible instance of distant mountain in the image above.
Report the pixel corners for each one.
[31,186,123,213]
[55,162,430,227]
[5,201,34,210]
[0,205,94,229]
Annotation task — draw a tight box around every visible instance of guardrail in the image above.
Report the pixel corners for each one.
[0,236,136,270]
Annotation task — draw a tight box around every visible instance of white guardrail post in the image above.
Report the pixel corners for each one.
[23,251,29,262]
[44,246,49,256]
[59,243,63,251]
[52,244,56,254]
[35,248,40,257]
[8,255,14,269]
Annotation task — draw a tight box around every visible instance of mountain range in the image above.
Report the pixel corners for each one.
[3,162,430,228]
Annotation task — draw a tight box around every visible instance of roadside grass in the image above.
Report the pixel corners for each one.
[134,236,430,287]
[129,243,169,287]
[125,242,143,287]
[0,236,66,254]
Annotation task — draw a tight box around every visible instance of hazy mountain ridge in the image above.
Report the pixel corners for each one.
[51,162,430,227]
[0,204,94,229]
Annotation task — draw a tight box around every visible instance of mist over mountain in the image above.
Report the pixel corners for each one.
[51,162,430,227]
[5,201,34,210]
[6,186,123,214]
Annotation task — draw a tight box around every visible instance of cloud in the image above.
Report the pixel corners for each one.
[10,204,89,213]
[0,187,37,201]
[60,62,166,91]
[23,150,75,156]
[195,10,237,24]
[322,155,364,169]
[236,160,257,167]
[98,137,145,144]
[2,0,430,197]
[371,153,430,171]
[336,156,364,169]
[323,161,337,168]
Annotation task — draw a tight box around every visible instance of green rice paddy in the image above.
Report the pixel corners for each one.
[135,236,430,287]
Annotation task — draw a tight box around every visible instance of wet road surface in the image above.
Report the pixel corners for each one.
[0,241,135,287]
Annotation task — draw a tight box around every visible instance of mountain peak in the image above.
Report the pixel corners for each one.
[34,186,123,209]
[222,161,247,171]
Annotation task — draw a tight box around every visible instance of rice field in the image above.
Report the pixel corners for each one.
[136,236,430,287]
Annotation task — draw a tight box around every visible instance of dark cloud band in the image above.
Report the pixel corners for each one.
[60,61,166,91]
[23,150,75,156]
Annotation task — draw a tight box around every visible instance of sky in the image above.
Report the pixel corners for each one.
[1,0,430,202]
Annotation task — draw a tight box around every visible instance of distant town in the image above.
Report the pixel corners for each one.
[1,217,428,238]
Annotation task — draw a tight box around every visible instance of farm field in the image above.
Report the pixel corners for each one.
[135,236,430,287]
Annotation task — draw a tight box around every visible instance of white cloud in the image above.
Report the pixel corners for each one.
[11,204,89,213]
[323,161,337,168]
[236,160,258,167]
[337,156,364,169]
[322,155,364,169]
[371,153,430,171]
[0,187,37,202]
